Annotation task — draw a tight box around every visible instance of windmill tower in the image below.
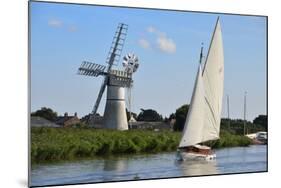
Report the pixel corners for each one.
[77,23,139,130]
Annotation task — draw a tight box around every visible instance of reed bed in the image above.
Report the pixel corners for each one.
[31,127,180,163]
[31,127,251,163]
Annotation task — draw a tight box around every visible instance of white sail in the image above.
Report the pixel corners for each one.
[179,65,205,147]
[201,19,224,142]
[179,18,224,148]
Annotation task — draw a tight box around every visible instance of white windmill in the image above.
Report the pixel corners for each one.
[77,23,140,130]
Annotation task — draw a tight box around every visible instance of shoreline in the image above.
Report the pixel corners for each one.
[31,127,252,163]
[32,145,267,166]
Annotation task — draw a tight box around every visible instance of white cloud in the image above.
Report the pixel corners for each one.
[147,26,156,33]
[48,19,78,33]
[138,38,150,49]
[138,26,176,53]
[146,26,176,54]
[48,19,62,28]
[157,35,176,53]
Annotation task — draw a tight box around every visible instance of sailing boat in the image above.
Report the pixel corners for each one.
[177,17,224,161]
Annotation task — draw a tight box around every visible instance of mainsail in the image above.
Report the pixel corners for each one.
[179,18,224,148]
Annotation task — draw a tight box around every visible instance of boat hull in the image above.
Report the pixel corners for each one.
[176,145,216,161]
[177,150,216,161]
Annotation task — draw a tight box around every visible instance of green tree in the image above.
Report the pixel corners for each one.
[168,113,176,120]
[31,107,58,122]
[253,115,268,131]
[137,109,163,122]
[174,104,189,131]
[220,118,266,135]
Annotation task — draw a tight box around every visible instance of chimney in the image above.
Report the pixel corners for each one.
[64,112,68,117]
[74,112,77,117]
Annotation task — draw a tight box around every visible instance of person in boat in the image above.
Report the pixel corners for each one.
[179,145,214,155]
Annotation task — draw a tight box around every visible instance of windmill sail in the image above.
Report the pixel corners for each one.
[90,23,128,117]
[179,18,224,148]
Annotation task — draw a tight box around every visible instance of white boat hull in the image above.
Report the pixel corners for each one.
[177,150,216,161]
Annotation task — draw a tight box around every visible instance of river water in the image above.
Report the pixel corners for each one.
[31,145,267,187]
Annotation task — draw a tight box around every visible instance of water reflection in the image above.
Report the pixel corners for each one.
[103,157,129,172]
[175,160,218,176]
[31,145,267,187]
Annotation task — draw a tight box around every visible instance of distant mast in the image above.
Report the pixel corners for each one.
[244,91,247,135]
[227,95,230,130]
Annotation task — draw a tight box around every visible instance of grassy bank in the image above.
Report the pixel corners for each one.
[31,128,251,163]
[206,130,251,148]
[31,128,181,163]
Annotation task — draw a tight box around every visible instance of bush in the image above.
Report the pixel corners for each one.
[137,109,163,121]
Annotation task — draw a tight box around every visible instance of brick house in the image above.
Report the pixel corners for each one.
[81,114,103,128]
[55,112,80,127]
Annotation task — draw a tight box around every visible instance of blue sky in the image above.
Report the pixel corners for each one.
[30,1,267,121]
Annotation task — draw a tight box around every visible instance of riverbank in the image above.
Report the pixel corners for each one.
[31,127,251,163]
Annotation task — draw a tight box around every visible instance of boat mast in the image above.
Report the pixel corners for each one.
[227,94,230,130]
[202,17,220,75]
[243,91,247,135]
[199,43,204,65]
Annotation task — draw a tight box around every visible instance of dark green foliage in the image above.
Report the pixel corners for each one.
[137,109,163,122]
[168,113,176,120]
[171,102,267,134]
[220,118,267,135]
[173,104,189,131]
[31,107,58,122]
[253,115,268,131]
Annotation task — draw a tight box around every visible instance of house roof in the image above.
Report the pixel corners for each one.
[55,116,78,125]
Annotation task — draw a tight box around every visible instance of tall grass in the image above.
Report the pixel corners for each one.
[31,128,251,163]
[205,130,251,148]
[31,127,181,163]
